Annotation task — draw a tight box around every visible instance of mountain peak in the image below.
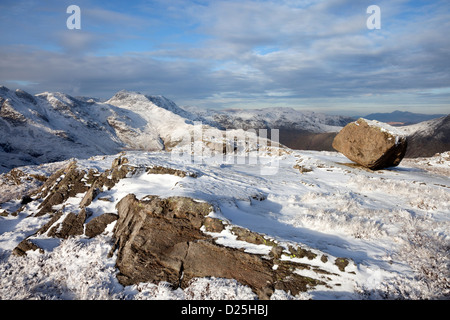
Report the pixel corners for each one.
[0,85,10,94]
[107,90,198,122]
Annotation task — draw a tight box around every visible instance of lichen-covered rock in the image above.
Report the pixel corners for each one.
[203,216,225,233]
[332,118,407,170]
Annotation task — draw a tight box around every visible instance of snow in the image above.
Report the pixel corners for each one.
[182,105,352,133]
[396,116,447,136]
[1,149,448,300]
[361,118,406,145]
[1,86,448,301]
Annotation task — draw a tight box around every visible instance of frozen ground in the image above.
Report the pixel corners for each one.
[0,150,448,300]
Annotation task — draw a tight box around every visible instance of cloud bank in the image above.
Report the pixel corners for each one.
[0,0,449,114]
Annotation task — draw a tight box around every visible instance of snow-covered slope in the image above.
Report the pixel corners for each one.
[182,106,354,133]
[104,90,202,151]
[397,115,450,157]
[0,86,125,173]
[0,87,272,173]
[0,150,448,300]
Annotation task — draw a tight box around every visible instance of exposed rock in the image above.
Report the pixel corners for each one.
[79,184,100,208]
[10,155,201,257]
[231,226,276,247]
[335,257,349,272]
[180,240,275,299]
[332,118,407,170]
[12,239,43,256]
[0,99,27,126]
[203,216,225,233]
[111,194,212,287]
[47,210,87,239]
[269,245,284,259]
[288,245,317,260]
[36,211,63,236]
[35,162,88,216]
[85,213,118,238]
[111,194,332,299]
[146,165,197,178]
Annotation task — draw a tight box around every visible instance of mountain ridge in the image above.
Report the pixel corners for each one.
[0,86,274,173]
[1,86,448,173]
[363,110,446,125]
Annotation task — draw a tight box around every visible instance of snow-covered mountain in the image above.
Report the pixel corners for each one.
[0,87,273,173]
[182,105,353,133]
[1,85,448,174]
[398,115,450,157]
[363,110,446,126]
[0,86,122,173]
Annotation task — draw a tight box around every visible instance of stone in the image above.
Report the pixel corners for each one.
[203,216,225,233]
[12,239,43,256]
[335,257,349,272]
[110,194,331,299]
[332,118,407,170]
[146,165,197,178]
[79,184,100,208]
[47,209,87,239]
[111,194,212,287]
[36,162,88,216]
[85,212,118,238]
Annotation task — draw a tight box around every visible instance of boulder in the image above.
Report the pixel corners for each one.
[332,118,407,170]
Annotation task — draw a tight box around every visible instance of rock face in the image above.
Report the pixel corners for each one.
[332,118,407,170]
[111,194,335,299]
[11,155,199,255]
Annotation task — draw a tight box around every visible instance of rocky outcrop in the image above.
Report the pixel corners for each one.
[85,212,118,238]
[332,118,407,170]
[110,194,342,299]
[12,239,43,256]
[9,154,351,299]
[35,162,88,216]
[11,156,194,254]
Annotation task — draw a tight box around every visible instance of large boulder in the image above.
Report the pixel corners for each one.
[332,118,407,170]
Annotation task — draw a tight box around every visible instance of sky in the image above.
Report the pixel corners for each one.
[0,0,449,115]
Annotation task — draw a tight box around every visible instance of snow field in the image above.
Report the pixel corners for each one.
[0,150,448,299]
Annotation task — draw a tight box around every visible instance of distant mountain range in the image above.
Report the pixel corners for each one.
[1,85,449,173]
[362,110,446,126]
[182,106,355,152]
[0,86,226,173]
[188,107,449,155]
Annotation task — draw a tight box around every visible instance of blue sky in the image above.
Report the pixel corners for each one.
[0,0,449,115]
